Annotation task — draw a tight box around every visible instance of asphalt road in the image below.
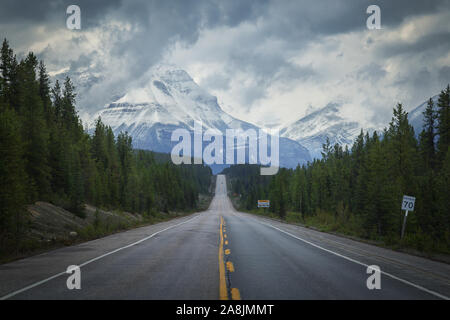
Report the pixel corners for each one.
[1,175,449,300]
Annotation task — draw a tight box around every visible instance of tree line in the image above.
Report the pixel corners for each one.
[224,86,450,253]
[0,39,212,253]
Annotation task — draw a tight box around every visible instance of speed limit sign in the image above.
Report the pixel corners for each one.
[401,195,415,211]
[401,195,415,239]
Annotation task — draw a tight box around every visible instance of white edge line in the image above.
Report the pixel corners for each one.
[0,214,201,300]
[258,220,449,300]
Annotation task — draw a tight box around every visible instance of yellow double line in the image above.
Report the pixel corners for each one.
[219,216,241,300]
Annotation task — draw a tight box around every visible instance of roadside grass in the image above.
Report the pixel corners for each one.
[0,193,213,264]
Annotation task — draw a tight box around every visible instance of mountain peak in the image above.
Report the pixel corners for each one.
[149,63,193,83]
[280,102,362,159]
[91,65,311,171]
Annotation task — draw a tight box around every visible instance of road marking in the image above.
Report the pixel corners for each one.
[231,288,241,300]
[258,220,450,300]
[226,261,235,272]
[0,214,202,300]
[225,249,230,255]
[224,234,227,238]
[225,240,228,245]
[219,216,228,300]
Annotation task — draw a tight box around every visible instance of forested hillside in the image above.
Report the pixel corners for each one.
[224,87,450,253]
[0,39,212,255]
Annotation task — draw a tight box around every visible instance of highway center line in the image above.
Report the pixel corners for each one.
[219,216,228,300]
[0,214,202,300]
[231,287,241,300]
[257,219,449,300]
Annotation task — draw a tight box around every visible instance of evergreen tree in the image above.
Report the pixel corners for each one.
[0,39,13,103]
[18,52,51,201]
[419,98,437,170]
[51,80,63,120]
[436,85,450,163]
[38,60,52,118]
[0,107,27,251]
[386,103,417,193]
[62,76,78,129]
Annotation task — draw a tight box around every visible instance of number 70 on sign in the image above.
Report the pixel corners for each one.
[401,195,415,211]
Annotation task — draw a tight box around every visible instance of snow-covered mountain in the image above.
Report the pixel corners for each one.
[75,63,441,166]
[280,103,366,159]
[91,65,311,173]
[279,93,441,160]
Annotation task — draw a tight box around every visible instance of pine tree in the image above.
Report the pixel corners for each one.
[387,103,417,192]
[321,137,331,160]
[0,107,27,251]
[62,76,78,129]
[68,150,85,215]
[38,60,52,118]
[436,85,450,163]
[364,132,397,236]
[419,98,437,169]
[117,131,133,209]
[0,39,13,103]
[18,52,51,201]
[351,130,365,214]
[51,80,63,120]
[435,149,450,242]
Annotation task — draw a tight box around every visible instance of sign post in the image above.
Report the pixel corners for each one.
[401,195,415,239]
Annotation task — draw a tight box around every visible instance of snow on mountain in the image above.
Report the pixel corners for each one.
[279,93,441,160]
[280,103,364,159]
[70,62,441,167]
[91,64,311,172]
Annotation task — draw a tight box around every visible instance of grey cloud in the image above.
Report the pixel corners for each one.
[256,0,449,41]
[69,53,93,71]
[357,63,387,82]
[221,51,317,109]
[201,73,231,91]
[236,83,267,109]
[391,65,447,114]
[0,0,122,27]
[202,0,269,28]
[439,66,450,84]
[379,32,450,58]
[413,68,432,88]
[1,0,449,123]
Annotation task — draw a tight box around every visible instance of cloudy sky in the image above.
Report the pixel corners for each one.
[1,0,449,129]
